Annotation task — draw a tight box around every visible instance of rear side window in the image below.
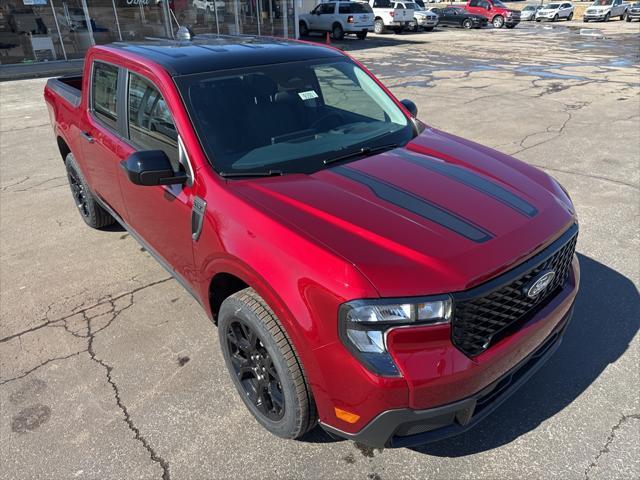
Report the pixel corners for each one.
[373,0,392,8]
[92,62,118,130]
[347,2,373,12]
[128,73,179,171]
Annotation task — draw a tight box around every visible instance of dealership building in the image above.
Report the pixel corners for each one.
[0,0,317,77]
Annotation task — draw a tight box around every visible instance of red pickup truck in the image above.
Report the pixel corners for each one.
[464,0,521,28]
[45,34,579,448]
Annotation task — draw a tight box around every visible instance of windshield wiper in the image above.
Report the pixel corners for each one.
[323,143,399,166]
[219,170,283,178]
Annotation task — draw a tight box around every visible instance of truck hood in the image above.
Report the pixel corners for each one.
[229,128,575,298]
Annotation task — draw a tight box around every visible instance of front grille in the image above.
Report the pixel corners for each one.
[451,225,578,357]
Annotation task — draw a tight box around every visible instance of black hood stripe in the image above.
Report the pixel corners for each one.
[334,166,494,243]
[394,149,538,218]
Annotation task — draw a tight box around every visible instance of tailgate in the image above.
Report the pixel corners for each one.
[393,7,413,21]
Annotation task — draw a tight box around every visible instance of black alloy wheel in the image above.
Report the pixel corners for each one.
[67,167,90,219]
[225,319,285,421]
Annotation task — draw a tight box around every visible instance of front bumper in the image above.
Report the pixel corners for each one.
[584,11,611,20]
[322,304,575,448]
[416,16,439,26]
[505,16,520,26]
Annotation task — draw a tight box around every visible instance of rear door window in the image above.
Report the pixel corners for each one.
[92,62,118,130]
[127,73,179,171]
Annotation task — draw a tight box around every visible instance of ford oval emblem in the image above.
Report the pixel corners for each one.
[525,270,556,298]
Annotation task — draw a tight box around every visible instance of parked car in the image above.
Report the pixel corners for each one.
[367,0,414,33]
[464,0,521,28]
[433,6,488,28]
[299,1,374,39]
[627,1,640,20]
[192,0,225,13]
[395,1,439,30]
[535,2,574,21]
[521,4,542,21]
[583,0,628,21]
[44,34,579,449]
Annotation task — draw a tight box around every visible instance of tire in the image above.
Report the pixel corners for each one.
[374,18,385,34]
[505,23,516,28]
[410,19,419,32]
[626,15,631,21]
[393,27,403,34]
[620,11,626,20]
[536,18,541,22]
[553,14,558,21]
[425,26,434,31]
[492,15,504,28]
[604,12,610,21]
[218,288,317,439]
[463,18,473,29]
[332,23,344,40]
[299,21,308,37]
[64,153,115,229]
[356,31,368,39]
[583,17,589,22]
[567,12,573,20]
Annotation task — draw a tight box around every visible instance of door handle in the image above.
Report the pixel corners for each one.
[81,131,95,143]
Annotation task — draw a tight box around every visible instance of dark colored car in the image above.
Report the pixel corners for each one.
[44,34,579,448]
[433,6,488,28]
[627,1,640,20]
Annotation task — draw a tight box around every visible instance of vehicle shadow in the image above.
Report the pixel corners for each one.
[411,252,639,456]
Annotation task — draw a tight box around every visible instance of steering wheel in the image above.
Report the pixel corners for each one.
[310,112,345,132]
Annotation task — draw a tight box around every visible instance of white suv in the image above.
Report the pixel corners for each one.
[299,1,375,39]
[535,2,574,21]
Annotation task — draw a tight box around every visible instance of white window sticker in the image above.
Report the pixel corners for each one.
[298,90,319,100]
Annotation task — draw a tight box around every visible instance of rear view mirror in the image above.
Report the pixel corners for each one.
[400,98,418,117]
[121,150,188,186]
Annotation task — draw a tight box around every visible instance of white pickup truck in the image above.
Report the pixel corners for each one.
[365,0,415,33]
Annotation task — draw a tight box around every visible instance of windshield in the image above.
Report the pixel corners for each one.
[592,0,613,4]
[523,5,536,10]
[176,59,413,175]
[403,2,418,8]
[546,3,561,7]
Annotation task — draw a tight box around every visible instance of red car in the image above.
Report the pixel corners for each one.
[464,0,521,28]
[44,34,579,448]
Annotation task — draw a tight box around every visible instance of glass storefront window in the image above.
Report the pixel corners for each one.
[0,0,297,67]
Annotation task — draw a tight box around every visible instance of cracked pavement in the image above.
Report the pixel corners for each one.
[1,21,639,480]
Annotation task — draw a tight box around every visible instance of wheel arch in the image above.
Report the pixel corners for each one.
[57,135,72,162]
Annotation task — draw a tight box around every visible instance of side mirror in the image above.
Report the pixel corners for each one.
[400,98,418,117]
[121,150,188,186]
[486,5,491,10]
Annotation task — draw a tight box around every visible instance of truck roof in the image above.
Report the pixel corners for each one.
[107,35,342,77]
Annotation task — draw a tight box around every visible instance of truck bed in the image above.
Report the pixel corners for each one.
[46,75,82,108]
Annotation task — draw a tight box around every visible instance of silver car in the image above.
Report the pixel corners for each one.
[583,0,628,21]
[521,4,542,21]
[398,1,440,30]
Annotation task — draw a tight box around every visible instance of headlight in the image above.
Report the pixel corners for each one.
[339,296,452,376]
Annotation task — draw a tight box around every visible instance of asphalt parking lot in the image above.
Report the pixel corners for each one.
[1,20,639,480]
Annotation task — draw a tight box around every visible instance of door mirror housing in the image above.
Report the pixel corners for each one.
[400,98,418,117]
[121,150,188,186]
